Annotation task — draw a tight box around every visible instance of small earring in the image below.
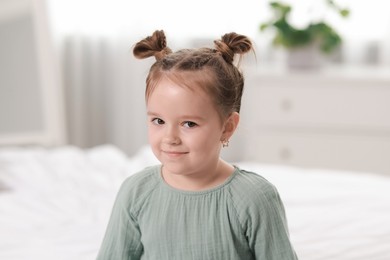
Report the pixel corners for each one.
[222,139,229,148]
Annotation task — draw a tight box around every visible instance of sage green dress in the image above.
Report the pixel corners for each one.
[97,165,298,260]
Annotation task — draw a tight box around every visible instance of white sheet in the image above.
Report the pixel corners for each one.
[239,162,390,260]
[0,145,389,259]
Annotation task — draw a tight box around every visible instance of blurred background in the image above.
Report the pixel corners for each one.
[1,0,390,173]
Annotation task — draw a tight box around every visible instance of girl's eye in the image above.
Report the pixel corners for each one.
[183,121,198,128]
[152,118,165,125]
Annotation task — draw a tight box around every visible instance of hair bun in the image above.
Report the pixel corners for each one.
[214,32,253,64]
[133,30,172,61]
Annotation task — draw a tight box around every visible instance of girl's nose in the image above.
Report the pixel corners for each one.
[163,126,181,145]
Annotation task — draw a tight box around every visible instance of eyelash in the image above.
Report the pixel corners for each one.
[183,121,198,128]
[151,118,165,125]
[151,118,198,128]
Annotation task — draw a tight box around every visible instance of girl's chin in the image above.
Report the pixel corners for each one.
[162,163,192,175]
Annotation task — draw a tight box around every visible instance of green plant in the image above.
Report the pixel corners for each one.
[260,0,350,54]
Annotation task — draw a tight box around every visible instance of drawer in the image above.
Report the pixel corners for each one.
[242,132,390,174]
[242,76,390,130]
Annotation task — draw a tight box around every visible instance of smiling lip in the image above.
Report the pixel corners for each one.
[163,151,188,156]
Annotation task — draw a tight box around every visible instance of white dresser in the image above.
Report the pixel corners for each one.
[238,66,390,174]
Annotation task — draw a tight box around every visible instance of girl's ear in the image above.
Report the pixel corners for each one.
[221,112,240,140]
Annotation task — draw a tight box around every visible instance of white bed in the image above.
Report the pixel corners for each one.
[0,145,389,260]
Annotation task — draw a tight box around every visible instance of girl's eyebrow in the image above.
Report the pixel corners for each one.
[180,115,205,121]
[147,111,160,117]
[147,111,205,121]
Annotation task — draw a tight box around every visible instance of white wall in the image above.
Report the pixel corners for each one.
[47,0,390,64]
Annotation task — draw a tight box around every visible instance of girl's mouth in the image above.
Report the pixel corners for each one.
[163,151,188,157]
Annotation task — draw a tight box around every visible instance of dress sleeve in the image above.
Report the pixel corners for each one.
[96,181,143,260]
[246,185,298,260]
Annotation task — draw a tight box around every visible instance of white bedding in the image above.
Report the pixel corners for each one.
[0,145,389,260]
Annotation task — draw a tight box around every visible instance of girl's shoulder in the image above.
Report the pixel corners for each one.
[229,167,286,223]
[115,165,160,209]
[230,166,281,206]
[233,167,277,190]
[122,164,160,188]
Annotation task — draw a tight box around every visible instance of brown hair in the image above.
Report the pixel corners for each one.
[133,30,253,119]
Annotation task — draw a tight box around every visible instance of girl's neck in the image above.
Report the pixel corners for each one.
[161,160,235,191]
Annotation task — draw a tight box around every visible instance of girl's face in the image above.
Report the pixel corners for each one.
[146,77,227,178]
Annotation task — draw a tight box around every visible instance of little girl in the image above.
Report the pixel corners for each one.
[97,30,298,260]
